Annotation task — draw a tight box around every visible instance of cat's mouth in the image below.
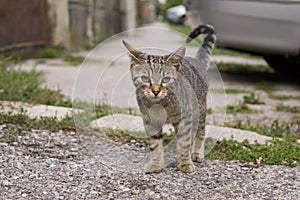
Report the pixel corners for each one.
[143,85,168,100]
[144,91,167,101]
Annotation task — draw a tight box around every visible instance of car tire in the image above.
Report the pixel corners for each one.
[264,55,300,74]
[179,15,186,25]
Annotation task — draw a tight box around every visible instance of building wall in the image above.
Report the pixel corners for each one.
[121,0,137,31]
[47,0,70,49]
[47,0,156,51]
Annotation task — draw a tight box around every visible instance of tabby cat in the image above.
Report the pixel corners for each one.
[123,24,216,173]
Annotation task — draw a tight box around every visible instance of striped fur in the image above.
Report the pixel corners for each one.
[123,24,216,173]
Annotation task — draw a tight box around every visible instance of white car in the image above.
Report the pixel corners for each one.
[185,0,300,73]
[166,5,187,25]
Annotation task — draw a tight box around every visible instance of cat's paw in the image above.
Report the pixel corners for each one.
[144,163,163,174]
[178,161,195,173]
[191,153,204,163]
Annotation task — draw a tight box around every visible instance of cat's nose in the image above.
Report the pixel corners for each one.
[152,91,160,96]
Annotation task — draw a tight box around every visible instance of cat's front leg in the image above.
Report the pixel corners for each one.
[143,123,164,174]
[191,103,206,162]
[175,122,195,173]
[191,129,205,163]
[145,133,164,173]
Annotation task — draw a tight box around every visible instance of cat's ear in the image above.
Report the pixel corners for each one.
[122,40,147,65]
[165,46,186,70]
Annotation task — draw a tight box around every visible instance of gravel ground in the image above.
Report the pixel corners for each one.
[0,128,299,200]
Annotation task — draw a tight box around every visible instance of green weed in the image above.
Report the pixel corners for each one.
[243,93,265,104]
[217,63,274,75]
[269,94,300,101]
[226,103,261,114]
[211,88,249,94]
[207,137,299,167]
[255,81,274,92]
[38,48,61,58]
[104,128,148,146]
[226,88,249,94]
[0,66,72,107]
[225,119,300,139]
[276,104,300,114]
[63,55,85,66]
[0,111,76,144]
[0,111,75,132]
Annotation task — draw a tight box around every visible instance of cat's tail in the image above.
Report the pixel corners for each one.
[186,24,216,55]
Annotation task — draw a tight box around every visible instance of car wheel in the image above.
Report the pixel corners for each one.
[264,55,300,74]
[179,15,186,25]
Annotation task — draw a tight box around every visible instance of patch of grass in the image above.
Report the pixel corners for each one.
[255,81,275,92]
[102,120,299,167]
[79,103,132,119]
[0,66,72,107]
[2,46,86,66]
[104,128,176,147]
[207,137,299,167]
[207,108,212,114]
[63,55,85,66]
[0,111,76,144]
[168,24,193,37]
[226,88,249,94]
[104,129,148,146]
[269,94,300,101]
[38,48,62,59]
[243,93,264,104]
[276,104,300,114]
[226,103,262,114]
[0,111,75,132]
[0,56,74,107]
[0,54,20,68]
[94,104,113,118]
[211,88,249,94]
[217,62,274,75]
[225,119,300,139]
[212,48,257,57]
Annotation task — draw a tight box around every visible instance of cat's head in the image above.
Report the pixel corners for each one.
[123,40,185,101]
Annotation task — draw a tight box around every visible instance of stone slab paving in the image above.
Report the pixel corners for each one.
[0,101,82,120]
[90,114,274,144]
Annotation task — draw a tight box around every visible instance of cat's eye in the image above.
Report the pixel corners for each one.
[141,76,151,83]
[161,77,171,84]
